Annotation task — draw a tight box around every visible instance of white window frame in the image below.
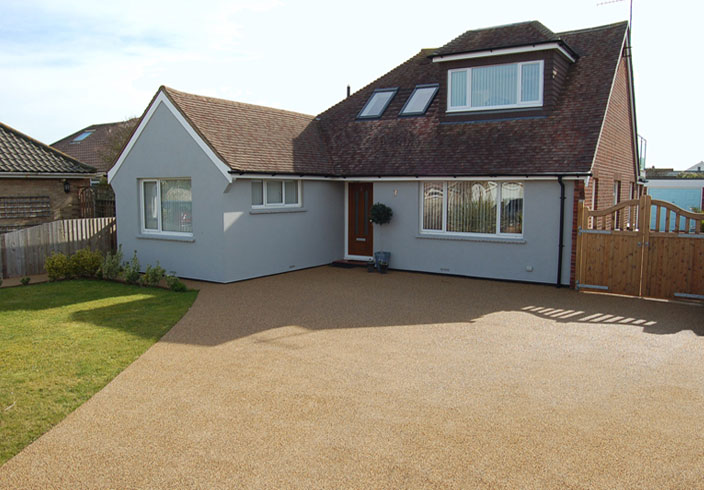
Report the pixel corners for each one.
[251,179,302,209]
[419,181,524,237]
[447,60,544,112]
[139,178,193,237]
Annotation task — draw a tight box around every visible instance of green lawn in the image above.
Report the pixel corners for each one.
[0,280,198,465]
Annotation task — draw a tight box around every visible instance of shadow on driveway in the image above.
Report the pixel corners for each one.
[165,266,703,347]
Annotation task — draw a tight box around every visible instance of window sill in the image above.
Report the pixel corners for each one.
[416,233,525,244]
[137,233,195,243]
[249,207,306,215]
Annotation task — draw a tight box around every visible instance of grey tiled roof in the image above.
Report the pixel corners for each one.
[0,122,95,175]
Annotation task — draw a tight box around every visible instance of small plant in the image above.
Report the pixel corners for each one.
[123,251,141,285]
[69,249,103,278]
[100,245,124,280]
[20,276,31,286]
[45,252,72,281]
[165,273,187,292]
[370,202,393,225]
[140,262,166,287]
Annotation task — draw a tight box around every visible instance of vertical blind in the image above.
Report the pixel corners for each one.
[471,64,517,108]
[160,180,192,233]
[423,181,523,235]
[449,61,542,110]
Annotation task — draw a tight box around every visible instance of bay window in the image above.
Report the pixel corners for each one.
[141,178,192,235]
[448,61,543,112]
[421,181,523,236]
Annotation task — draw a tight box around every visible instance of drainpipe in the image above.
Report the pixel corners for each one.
[556,176,565,287]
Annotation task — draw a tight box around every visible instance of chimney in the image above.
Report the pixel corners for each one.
[346,85,351,98]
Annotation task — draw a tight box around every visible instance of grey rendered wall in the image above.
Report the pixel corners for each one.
[222,179,344,282]
[111,102,229,282]
[372,180,574,285]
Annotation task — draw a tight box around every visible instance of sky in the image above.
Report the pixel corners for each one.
[0,0,701,169]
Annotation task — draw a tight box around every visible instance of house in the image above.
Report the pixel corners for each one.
[108,20,640,286]
[644,162,704,229]
[52,119,139,177]
[0,122,96,233]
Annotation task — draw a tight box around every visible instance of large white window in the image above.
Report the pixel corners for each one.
[421,181,523,236]
[447,61,543,112]
[251,180,301,208]
[140,179,192,235]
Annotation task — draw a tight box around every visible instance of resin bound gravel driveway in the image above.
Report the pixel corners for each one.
[1,267,703,488]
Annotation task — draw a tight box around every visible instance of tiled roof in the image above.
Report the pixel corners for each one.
[432,21,562,57]
[52,119,138,174]
[316,21,629,177]
[0,122,95,175]
[131,21,629,178]
[163,88,330,175]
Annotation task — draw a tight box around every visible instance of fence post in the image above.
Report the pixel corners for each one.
[638,194,652,296]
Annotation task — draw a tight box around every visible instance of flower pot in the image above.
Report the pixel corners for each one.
[378,263,388,274]
[367,261,376,272]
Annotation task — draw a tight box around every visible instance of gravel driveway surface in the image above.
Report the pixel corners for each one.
[1,267,702,488]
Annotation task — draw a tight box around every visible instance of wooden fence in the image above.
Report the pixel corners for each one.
[0,218,116,278]
[576,195,704,300]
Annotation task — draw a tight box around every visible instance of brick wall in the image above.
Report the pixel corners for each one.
[570,180,585,287]
[584,55,638,211]
[0,178,88,231]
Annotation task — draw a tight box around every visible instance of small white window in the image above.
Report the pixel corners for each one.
[400,84,439,116]
[357,88,397,119]
[447,61,543,112]
[252,180,301,208]
[140,178,192,235]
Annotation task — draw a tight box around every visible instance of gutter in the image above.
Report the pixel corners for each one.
[0,172,97,179]
[229,170,591,182]
[556,176,566,288]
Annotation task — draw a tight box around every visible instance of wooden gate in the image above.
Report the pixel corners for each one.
[576,194,704,300]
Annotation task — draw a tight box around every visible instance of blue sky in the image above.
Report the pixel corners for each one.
[1,0,701,169]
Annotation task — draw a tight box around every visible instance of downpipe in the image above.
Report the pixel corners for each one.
[556,176,565,287]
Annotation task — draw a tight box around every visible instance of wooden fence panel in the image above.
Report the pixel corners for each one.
[577,195,704,301]
[645,235,704,300]
[0,218,116,278]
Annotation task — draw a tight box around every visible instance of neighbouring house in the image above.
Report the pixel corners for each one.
[52,119,139,177]
[0,122,96,233]
[108,20,640,286]
[645,167,704,230]
[52,119,136,217]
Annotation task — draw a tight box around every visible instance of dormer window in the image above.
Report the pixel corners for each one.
[447,60,543,112]
[400,84,439,116]
[357,88,397,119]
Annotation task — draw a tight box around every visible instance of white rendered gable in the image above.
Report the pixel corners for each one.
[108,90,233,185]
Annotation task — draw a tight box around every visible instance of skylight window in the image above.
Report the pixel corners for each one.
[357,88,397,119]
[72,131,94,142]
[400,84,439,116]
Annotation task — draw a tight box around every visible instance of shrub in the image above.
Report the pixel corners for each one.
[370,202,393,225]
[140,262,165,287]
[45,252,72,281]
[165,273,187,292]
[69,249,103,278]
[100,245,124,280]
[123,251,141,285]
[20,276,30,286]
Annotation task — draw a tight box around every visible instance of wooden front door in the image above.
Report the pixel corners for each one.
[348,182,373,256]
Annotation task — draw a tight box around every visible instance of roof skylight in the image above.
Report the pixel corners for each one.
[73,131,94,142]
[357,88,397,119]
[400,84,439,116]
